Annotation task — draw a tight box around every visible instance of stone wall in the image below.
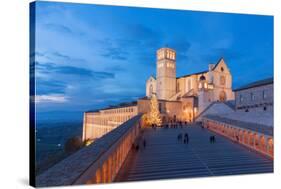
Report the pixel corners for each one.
[235,83,273,113]
[83,105,138,141]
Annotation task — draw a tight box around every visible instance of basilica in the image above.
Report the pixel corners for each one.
[82,47,234,141]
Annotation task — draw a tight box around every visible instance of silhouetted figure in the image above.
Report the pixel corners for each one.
[209,136,213,144]
[177,133,183,141]
[213,136,216,143]
[135,144,139,151]
[143,139,146,148]
[186,135,189,144]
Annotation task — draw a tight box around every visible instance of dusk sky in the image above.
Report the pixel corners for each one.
[33,1,273,114]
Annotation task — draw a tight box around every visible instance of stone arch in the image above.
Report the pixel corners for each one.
[267,138,273,156]
[249,132,254,147]
[102,162,107,183]
[95,168,102,184]
[239,130,244,142]
[254,133,259,149]
[219,91,227,101]
[259,135,266,152]
[243,131,250,145]
[107,157,112,182]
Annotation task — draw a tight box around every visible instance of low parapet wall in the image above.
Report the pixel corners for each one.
[202,115,273,159]
[36,114,143,187]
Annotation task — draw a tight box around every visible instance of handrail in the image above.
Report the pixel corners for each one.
[36,114,143,187]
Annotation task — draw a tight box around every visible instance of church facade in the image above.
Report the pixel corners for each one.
[142,47,234,122]
[83,47,234,141]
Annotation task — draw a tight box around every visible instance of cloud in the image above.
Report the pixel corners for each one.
[35,62,115,79]
[35,94,68,104]
[44,23,74,34]
[51,52,71,60]
[101,47,128,60]
[126,24,160,43]
[34,51,87,64]
[36,80,67,95]
[166,38,191,61]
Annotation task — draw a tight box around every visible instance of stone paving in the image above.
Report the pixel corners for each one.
[115,125,273,182]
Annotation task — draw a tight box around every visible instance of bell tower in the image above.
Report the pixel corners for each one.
[156,47,176,100]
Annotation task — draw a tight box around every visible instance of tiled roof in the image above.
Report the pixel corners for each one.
[177,70,208,79]
[176,57,225,79]
[86,101,137,113]
[234,77,273,92]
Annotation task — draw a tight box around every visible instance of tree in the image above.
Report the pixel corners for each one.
[147,93,162,126]
[64,136,83,154]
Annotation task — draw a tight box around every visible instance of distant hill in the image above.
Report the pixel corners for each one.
[36,111,84,125]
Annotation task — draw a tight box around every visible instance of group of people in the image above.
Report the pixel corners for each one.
[162,121,191,129]
[177,132,189,144]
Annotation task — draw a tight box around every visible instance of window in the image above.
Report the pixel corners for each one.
[240,95,243,102]
[251,93,255,101]
[159,103,162,113]
[221,67,224,72]
[204,82,207,89]
[263,90,267,99]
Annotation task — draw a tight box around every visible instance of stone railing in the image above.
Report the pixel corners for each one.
[36,114,143,187]
[202,115,273,159]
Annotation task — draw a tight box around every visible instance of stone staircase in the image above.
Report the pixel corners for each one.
[115,125,273,182]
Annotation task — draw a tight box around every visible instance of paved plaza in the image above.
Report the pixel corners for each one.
[115,124,273,182]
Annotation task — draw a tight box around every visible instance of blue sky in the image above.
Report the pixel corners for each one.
[32,1,273,114]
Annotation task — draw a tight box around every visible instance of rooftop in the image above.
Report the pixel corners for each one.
[86,101,137,113]
[234,77,273,92]
[177,57,224,79]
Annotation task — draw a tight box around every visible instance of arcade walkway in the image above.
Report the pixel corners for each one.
[115,125,273,182]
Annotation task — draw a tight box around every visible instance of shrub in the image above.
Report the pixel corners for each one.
[64,136,83,154]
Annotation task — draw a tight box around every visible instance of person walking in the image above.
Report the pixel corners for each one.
[209,136,213,144]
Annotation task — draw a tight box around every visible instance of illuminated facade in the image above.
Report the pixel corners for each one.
[83,47,234,141]
[145,47,234,122]
[83,103,138,141]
